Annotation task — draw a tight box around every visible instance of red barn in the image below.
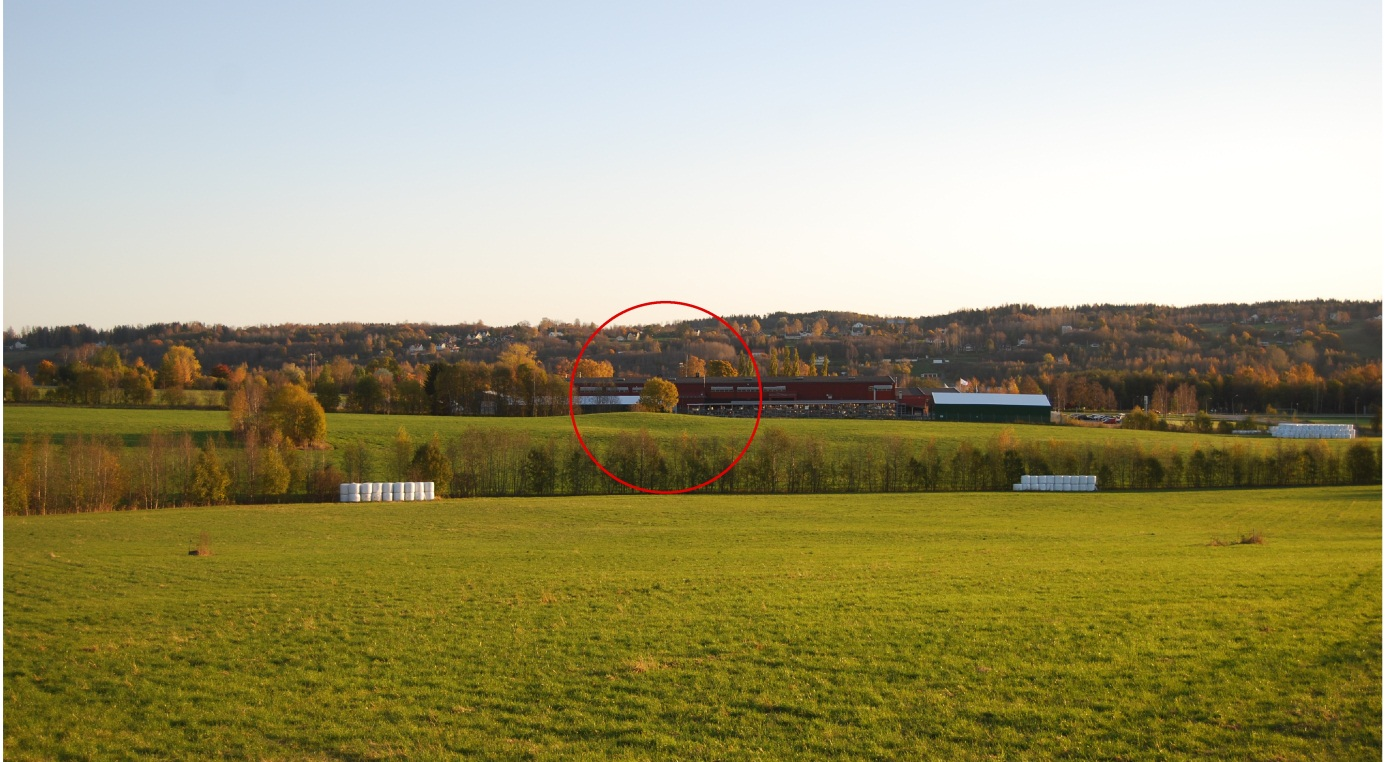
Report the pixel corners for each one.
[574,376,899,417]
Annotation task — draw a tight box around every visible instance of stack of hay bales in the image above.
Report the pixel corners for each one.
[1013,475,1098,492]
[338,482,436,502]
[1269,423,1356,439]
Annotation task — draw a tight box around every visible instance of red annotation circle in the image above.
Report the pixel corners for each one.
[568,301,763,494]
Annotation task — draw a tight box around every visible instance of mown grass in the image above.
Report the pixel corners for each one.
[4,487,1379,759]
[3,405,1362,458]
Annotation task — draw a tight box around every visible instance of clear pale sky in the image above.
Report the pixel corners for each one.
[4,1,1381,330]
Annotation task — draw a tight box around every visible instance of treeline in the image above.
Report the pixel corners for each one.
[0,427,453,515]
[6,428,1378,514]
[582,430,1382,495]
[2,433,342,514]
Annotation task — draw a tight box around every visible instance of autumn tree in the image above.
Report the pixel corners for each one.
[158,346,202,388]
[342,439,370,482]
[190,442,230,505]
[411,434,452,495]
[349,374,387,413]
[34,360,57,385]
[706,360,736,377]
[264,384,327,447]
[681,356,707,377]
[392,427,414,480]
[573,359,614,378]
[639,377,679,413]
[313,368,341,412]
[228,375,270,439]
[1172,384,1199,414]
[120,368,155,404]
[498,343,540,372]
[255,444,291,499]
[4,367,36,402]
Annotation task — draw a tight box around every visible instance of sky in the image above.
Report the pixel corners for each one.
[4,1,1381,330]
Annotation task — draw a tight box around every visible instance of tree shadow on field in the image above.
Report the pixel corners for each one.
[5,429,231,447]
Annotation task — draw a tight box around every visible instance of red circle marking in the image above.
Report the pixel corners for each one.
[568,301,763,494]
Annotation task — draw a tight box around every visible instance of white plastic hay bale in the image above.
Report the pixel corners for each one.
[424,481,435,500]
[402,482,415,501]
[392,482,404,500]
[1013,483,1024,491]
[382,483,394,502]
[359,483,372,502]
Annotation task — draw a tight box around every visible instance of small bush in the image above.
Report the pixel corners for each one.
[1210,530,1265,547]
[308,464,347,501]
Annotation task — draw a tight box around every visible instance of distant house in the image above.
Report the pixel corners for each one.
[1017,338,1031,346]
[1060,325,1073,334]
[8,341,26,351]
[850,322,867,336]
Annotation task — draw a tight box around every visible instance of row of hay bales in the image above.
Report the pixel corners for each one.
[1013,475,1097,492]
[1269,423,1356,439]
[339,482,435,502]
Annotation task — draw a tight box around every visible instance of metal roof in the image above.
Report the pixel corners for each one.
[671,376,895,384]
[575,395,642,406]
[930,392,1051,407]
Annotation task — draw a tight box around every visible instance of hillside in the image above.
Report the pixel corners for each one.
[5,300,1380,417]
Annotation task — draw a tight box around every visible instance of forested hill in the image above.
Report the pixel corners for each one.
[4,299,1380,415]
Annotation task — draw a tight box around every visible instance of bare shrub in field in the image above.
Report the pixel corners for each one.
[1209,530,1265,547]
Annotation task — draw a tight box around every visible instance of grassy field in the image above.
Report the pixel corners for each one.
[4,405,1367,458]
[5,487,1379,759]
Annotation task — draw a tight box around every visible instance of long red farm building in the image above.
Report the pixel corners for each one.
[574,376,1052,423]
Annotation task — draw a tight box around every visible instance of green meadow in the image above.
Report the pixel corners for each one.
[2,405,1362,457]
[5,487,1379,759]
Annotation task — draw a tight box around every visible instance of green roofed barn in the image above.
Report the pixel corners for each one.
[929,391,1052,424]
